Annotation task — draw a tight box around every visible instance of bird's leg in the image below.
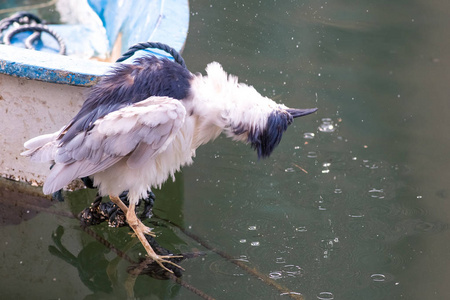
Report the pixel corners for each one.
[127,202,184,273]
[109,196,154,237]
[109,196,183,273]
[109,195,128,213]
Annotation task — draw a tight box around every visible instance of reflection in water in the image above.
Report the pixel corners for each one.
[49,226,113,295]
[48,223,206,299]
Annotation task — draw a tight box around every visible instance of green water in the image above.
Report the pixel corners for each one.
[2,0,450,299]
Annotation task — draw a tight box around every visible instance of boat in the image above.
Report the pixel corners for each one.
[0,0,189,188]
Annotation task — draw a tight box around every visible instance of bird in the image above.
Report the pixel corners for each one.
[21,55,317,273]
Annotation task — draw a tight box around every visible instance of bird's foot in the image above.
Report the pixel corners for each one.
[132,229,184,274]
[129,221,156,238]
[124,203,155,237]
[146,253,184,274]
[128,247,204,278]
[125,202,184,274]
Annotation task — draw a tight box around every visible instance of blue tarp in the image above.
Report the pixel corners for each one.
[0,0,189,86]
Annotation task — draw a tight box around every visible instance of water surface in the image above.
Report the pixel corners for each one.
[2,0,450,299]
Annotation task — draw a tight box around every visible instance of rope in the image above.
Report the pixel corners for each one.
[3,23,66,54]
[155,214,305,300]
[0,11,42,32]
[0,11,66,55]
[116,41,186,68]
[1,13,183,64]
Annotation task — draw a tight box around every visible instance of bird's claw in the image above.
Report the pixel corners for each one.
[143,229,156,238]
[131,219,155,237]
[129,229,156,238]
[151,255,185,274]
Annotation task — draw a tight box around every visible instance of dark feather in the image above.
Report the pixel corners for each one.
[60,56,192,144]
[249,111,293,158]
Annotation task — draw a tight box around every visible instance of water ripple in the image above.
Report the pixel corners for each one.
[318,118,336,133]
[370,273,386,282]
[317,291,334,299]
[269,264,303,280]
[304,132,315,139]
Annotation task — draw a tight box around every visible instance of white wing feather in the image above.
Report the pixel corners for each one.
[24,96,186,194]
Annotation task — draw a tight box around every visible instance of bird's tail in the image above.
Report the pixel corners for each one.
[21,127,64,162]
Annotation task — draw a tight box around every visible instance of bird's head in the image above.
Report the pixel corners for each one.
[191,62,317,157]
[242,107,318,158]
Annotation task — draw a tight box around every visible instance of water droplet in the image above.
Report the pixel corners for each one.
[318,118,335,133]
[281,292,303,297]
[365,162,378,169]
[275,257,286,264]
[371,274,386,282]
[248,225,257,231]
[349,213,364,218]
[251,241,260,246]
[235,255,249,262]
[269,271,283,280]
[295,226,307,232]
[317,291,334,299]
[322,163,331,174]
[307,151,318,158]
[369,188,385,199]
[303,132,315,139]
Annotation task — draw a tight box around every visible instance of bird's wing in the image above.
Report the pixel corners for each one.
[43,96,186,194]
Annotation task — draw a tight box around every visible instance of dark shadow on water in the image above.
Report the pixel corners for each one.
[49,226,113,294]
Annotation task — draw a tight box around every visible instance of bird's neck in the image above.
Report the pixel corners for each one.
[187,71,277,148]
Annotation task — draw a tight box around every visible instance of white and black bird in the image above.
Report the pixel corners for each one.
[22,56,317,272]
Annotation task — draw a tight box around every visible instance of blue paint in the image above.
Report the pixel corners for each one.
[0,44,110,86]
[0,0,189,87]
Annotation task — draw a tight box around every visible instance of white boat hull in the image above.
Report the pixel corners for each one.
[0,73,86,185]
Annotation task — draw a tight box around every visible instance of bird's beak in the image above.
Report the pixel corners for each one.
[286,108,318,118]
